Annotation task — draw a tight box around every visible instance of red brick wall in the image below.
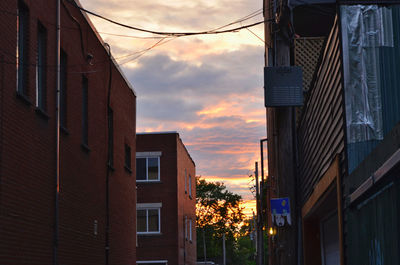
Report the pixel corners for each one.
[177,137,196,265]
[136,133,196,265]
[0,1,136,264]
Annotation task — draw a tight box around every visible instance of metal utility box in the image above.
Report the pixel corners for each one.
[264,66,303,107]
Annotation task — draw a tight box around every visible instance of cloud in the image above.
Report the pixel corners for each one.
[80,0,263,32]
[79,0,265,216]
[127,47,265,205]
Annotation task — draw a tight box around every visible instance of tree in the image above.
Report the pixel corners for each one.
[196,177,244,235]
[196,177,247,264]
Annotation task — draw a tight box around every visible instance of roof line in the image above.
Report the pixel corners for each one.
[74,0,137,96]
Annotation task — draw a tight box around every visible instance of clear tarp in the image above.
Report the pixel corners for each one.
[341,5,394,143]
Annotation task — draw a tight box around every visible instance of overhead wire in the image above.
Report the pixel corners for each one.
[0,4,271,69]
[65,0,271,37]
[245,27,265,44]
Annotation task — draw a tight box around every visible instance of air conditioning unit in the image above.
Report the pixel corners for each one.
[264,66,303,107]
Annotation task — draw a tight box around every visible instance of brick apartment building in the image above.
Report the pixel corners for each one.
[0,0,136,264]
[136,132,196,265]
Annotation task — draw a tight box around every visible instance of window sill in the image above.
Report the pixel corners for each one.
[138,232,162,236]
[81,143,90,153]
[35,107,50,120]
[16,91,32,106]
[124,166,132,174]
[136,180,162,184]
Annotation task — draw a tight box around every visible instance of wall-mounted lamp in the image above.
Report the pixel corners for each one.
[269,227,277,237]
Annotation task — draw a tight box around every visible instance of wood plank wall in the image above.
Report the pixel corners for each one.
[296,18,346,205]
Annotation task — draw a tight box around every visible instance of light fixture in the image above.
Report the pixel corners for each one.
[269,227,277,236]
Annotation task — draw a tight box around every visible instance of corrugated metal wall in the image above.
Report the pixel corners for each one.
[346,173,400,265]
[297,18,346,204]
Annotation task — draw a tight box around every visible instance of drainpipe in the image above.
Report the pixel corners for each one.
[54,0,61,264]
[104,42,112,265]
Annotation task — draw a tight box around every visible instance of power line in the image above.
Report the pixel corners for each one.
[246,27,265,44]
[66,0,271,37]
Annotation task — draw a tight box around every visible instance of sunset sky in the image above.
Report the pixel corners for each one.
[79,0,266,217]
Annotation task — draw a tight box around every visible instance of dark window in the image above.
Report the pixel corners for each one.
[136,158,146,180]
[82,76,88,145]
[137,209,146,232]
[107,107,113,167]
[17,1,29,96]
[36,22,46,110]
[136,157,160,181]
[125,144,131,170]
[60,50,67,128]
[137,208,160,233]
[148,209,159,232]
[147,158,159,180]
[189,174,192,197]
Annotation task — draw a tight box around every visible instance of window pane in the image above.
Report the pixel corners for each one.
[136,158,146,180]
[148,209,159,232]
[137,209,147,232]
[82,76,88,145]
[125,145,131,169]
[148,158,159,180]
[37,22,46,109]
[189,174,192,196]
[17,2,28,95]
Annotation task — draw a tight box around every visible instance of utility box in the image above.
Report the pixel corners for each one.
[264,66,303,107]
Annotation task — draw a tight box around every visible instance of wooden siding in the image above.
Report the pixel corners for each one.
[297,18,346,204]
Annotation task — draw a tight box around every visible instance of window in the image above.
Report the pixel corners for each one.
[82,75,88,145]
[136,155,160,181]
[108,107,113,167]
[189,218,193,242]
[17,1,29,96]
[185,216,188,240]
[125,144,131,171]
[137,203,161,234]
[189,174,192,198]
[36,22,47,110]
[185,169,187,193]
[60,50,67,128]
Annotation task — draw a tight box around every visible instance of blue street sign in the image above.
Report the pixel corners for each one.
[271,197,291,226]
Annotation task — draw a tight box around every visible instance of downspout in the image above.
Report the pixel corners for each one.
[104,42,112,265]
[54,0,61,264]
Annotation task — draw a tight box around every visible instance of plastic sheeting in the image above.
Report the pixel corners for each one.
[341,5,394,143]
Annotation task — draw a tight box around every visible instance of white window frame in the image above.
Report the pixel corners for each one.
[136,152,161,182]
[137,261,168,264]
[137,203,162,235]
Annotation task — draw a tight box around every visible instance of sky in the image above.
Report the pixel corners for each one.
[79,0,266,217]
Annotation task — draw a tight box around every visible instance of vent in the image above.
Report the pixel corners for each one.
[264,66,303,107]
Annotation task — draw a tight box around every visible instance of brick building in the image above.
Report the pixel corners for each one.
[0,0,136,264]
[136,132,196,265]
